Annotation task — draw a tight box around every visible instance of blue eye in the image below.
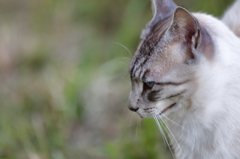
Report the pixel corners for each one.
[146,81,155,88]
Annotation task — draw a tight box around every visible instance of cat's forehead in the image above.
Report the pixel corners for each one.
[130,39,187,82]
[130,18,176,81]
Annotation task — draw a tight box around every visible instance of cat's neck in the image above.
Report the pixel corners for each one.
[167,97,240,159]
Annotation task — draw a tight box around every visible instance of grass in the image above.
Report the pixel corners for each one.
[0,0,234,158]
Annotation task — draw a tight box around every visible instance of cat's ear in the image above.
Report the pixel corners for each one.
[169,7,200,49]
[168,7,214,60]
[151,0,177,24]
[141,0,176,39]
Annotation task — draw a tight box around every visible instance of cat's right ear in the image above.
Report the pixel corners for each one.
[168,7,214,60]
[151,0,177,24]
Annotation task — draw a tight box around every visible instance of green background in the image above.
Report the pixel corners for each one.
[0,0,234,158]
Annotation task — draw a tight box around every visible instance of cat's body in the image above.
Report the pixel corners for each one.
[167,13,240,159]
[128,0,240,159]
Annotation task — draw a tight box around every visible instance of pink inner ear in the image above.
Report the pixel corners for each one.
[170,7,199,43]
[193,29,200,49]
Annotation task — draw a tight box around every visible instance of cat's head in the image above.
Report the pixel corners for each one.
[128,0,214,118]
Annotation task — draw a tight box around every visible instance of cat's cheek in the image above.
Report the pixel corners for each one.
[156,99,174,111]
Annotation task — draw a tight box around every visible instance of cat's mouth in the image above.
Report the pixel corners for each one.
[159,103,176,115]
[139,102,177,118]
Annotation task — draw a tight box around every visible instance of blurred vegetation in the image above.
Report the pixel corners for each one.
[0,0,234,159]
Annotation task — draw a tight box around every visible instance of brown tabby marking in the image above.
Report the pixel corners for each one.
[160,103,176,114]
[130,18,172,79]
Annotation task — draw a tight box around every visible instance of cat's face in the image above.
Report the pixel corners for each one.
[128,5,213,118]
[129,19,196,118]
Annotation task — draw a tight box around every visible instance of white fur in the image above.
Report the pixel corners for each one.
[166,13,240,159]
[222,0,240,37]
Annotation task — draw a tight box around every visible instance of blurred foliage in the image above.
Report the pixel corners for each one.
[105,119,172,159]
[0,0,234,159]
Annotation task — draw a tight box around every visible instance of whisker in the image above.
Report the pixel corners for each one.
[139,118,142,133]
[158,115,182,157]
[152,115,167,147]
[152,115,175,159]
[135,119,141,142]
[121,57,131,62]
[161,114,189,132]
[118,97,133,141]
[112,42,133,57]
[126,112,134,138]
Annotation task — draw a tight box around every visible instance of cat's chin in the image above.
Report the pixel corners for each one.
[136,111,155,118]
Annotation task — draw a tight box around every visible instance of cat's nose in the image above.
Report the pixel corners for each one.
[129,107,139,112]
[128,92,139,112]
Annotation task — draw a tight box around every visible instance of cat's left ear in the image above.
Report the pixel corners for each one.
[151,0,177,23]
[169,7,201,49]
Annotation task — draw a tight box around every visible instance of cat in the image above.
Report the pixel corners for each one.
[128,0,240,158]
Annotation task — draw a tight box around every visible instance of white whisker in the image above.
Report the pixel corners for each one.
[135,119,141,142]
[121,57,131,62]
[112,42,133,57]
[161,114,189,132]
[152,115,176,159]
[158,115,182,157]
[126,112,134,138]
[152,116,167,147]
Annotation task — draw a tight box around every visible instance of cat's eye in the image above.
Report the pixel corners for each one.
[145,81,155,88]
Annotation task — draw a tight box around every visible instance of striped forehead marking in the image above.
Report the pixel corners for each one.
[130,18,172,80]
